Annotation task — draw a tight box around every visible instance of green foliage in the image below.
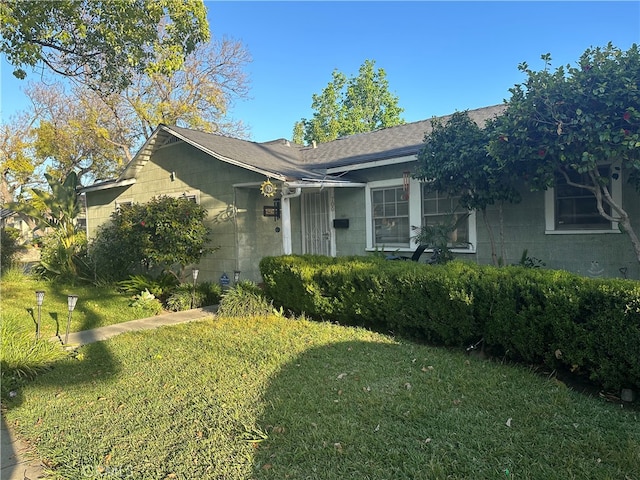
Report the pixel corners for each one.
[293,59,405,145]
[416,110,521,265]
[1,226,25,271]
[416,111,520,211]
[217,280,273,317]
[128,289,164,316]
[0,0,210,93]
[33,229,88,282]
[489,42,640,263]
[260,255,640,392]
[165,281,222,311]
[90,195,217,282]
[410,213,470,264]
[117,272,179,303]
[515,249,546,268]
[1,313,69,401]
[7,172,87,280]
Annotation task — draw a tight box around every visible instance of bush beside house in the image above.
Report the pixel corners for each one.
[260,255,640,393]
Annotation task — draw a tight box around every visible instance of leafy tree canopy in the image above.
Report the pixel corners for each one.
[488,42,640,263]
[1,36,251,194]
[293,59,405,145]
[416,110,520,212]
[0,0,210,93]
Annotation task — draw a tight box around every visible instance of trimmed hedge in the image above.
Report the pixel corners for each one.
[260,255,640,392]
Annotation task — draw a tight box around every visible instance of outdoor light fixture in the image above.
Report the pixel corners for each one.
[233,270,241,284]
[191,269,199,309]
[65,294,78,345]
[35,290,45,340]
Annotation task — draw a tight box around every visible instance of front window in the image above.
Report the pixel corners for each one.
[554,168,611,230]
[372,186,410,246]
[422,188,470,248]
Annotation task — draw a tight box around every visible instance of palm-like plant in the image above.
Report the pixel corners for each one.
[7,172,85,279]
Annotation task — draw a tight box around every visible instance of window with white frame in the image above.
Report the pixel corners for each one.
[545,165,621,233]
[422,188,472,249]
[372,186,410,246]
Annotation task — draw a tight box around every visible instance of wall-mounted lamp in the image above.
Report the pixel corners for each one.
[170,171,176,181]
[233,270,241,284]
[35,290,45,340]
[65,294,78,344]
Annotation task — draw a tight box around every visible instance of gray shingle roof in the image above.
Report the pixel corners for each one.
[300,104,506,169]
[96,104,506,190]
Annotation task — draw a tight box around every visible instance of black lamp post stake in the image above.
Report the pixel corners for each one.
[65,295,78,345]
[35,290,45,340]
[191,269,199,309]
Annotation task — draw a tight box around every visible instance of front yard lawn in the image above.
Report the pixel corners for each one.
[3,314,639,479]
[1,273,164,339]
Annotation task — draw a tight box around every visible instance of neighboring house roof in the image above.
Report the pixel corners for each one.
[81,104,505,193]
[0,208,16,221]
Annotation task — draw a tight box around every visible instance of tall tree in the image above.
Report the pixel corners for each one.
[293,59,405,145]
[27,83,128,186]
[6,172,85,279]
[0,113,42,203]
[415,111,521,265]
[489,43,640,264]
[121,37,252,140]
[0,0,210,93]
[2,37,252,191]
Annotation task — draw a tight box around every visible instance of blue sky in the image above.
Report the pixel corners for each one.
[1,1,639,143]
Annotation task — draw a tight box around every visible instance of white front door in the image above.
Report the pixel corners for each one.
[302,189,334,256]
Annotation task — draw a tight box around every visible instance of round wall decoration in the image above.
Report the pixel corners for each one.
[260,179,277,197]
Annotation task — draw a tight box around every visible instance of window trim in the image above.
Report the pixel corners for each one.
[544,165,622,235]
[421,187,477,254]
[365,178,476,253]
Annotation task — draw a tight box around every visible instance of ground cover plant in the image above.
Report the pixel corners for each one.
[3,314,639,479]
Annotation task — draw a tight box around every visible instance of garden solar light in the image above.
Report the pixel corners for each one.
[191,269,199,309]
[65,294,78,344]
[35,290,45,340]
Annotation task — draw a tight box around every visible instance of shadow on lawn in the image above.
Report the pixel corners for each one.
[3,284,122,410]
[249,338,638,480]
[250,339,434,479]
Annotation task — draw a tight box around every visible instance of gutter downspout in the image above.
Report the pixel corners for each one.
[281,186,302,255]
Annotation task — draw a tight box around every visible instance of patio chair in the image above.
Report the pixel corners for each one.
[385,244,428,262]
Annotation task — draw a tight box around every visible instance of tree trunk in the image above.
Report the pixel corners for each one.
[619,214,640,266]
[482,209,499,266]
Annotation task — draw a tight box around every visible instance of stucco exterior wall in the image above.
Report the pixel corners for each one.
[334,187,367,256]
[85,141,296,284]
[475,177,640,279]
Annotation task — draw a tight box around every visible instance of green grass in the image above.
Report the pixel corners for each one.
[3,314,639,480]
[1,272,163,340]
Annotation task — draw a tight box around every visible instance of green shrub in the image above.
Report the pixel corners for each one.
[260,254,640,392]
[164,281,221,311]
[118,272,180,303]
[128,289,164,316]
[217,281,273,317]
[1,226,25,272]
[198,281,223,307]
[1,313,69,401]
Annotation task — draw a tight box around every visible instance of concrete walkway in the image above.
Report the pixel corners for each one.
[1,306,217,480]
